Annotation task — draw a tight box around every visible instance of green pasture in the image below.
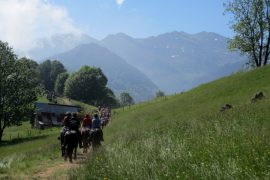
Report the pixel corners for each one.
[70,66,270,179]
[0,97,96,179]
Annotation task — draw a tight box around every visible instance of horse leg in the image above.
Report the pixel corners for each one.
[64,135,68,161]
[83,143,87,153]
[82,134,87,153]
[85,141,88,153]
[61,146,65,157]
[64,149,68,161]
[85,134,90,153]
[92,140,97,151]
[67,146,73,163]
[74,147,77,160]
[69,152,72,163]
[60,134,66,157]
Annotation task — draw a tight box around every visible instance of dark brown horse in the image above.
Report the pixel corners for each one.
[90,128,103,151]
[63,130,79,163]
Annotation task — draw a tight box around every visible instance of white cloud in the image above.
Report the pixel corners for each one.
[116,0,125,6]
[0,0,80,54]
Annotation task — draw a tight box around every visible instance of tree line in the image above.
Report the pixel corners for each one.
[37,59,119,107]
[38,59,136,107]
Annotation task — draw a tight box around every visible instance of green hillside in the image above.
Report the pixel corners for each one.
[70,66,270,179]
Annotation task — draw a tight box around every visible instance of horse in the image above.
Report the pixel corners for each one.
[63,130,79,163]
[90,128,103,151]
[59,127,69,157]
[81,127,91,153]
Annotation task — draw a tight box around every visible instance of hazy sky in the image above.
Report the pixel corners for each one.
[50,0,232,39]
[0,0,232,52]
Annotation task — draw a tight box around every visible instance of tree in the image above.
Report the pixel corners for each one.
[18,57,42,86]
[54,72,69,96]
[156,90,165,98]
[120,92,134,106]
[100,87,119,108]
[0,42,39,142]
[39,60,66,91]
[64,66,116,106]
[224,0,270,67]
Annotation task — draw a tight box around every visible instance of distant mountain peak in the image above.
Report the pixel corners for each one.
[103,32,134,41]
[193,31,228,41]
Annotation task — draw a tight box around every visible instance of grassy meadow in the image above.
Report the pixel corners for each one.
[0,123,61,179]
[0,97,96,179]
[69,66,270,179]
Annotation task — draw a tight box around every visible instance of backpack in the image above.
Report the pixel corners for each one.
[69,119,78,130]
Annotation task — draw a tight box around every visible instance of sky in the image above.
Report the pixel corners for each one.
[0,0,233,52]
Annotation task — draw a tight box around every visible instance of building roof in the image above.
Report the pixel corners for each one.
[35,102,80,114]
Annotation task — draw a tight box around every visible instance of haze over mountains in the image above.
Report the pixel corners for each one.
[49,43,158,102]
[100,31,245,93]
[28,33,97,61]
[27,31,246,102]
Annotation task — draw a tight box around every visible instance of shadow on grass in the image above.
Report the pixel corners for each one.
[0,135,49,147]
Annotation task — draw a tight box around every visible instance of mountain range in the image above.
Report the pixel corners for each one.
[27,31,246,102]
[100,31,245,93]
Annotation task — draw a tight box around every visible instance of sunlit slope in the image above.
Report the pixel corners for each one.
[72,66,270,179]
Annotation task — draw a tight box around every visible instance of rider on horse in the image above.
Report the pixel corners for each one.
[81,114,92,135]
[69,112,83,148]
[82,114,92,129]
[61,112,71,136]
[91,113,104,141]
[81,114,92,152]
[60,112,71,156]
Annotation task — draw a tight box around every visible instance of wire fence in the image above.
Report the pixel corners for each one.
[2,129,46,142]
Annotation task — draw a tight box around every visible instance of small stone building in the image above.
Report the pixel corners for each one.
[33,102,81,129]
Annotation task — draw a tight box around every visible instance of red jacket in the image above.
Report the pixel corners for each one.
[82,115,91,127]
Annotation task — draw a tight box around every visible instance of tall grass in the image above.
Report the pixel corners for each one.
[70,66,270,179]
[0,122,61,179]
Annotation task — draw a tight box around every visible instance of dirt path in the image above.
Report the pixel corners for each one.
[35,149,90,179]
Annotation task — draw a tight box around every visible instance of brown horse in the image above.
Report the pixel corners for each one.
[81,128,91,153]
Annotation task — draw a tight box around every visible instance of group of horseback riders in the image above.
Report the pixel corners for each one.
[60,111,104,156]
